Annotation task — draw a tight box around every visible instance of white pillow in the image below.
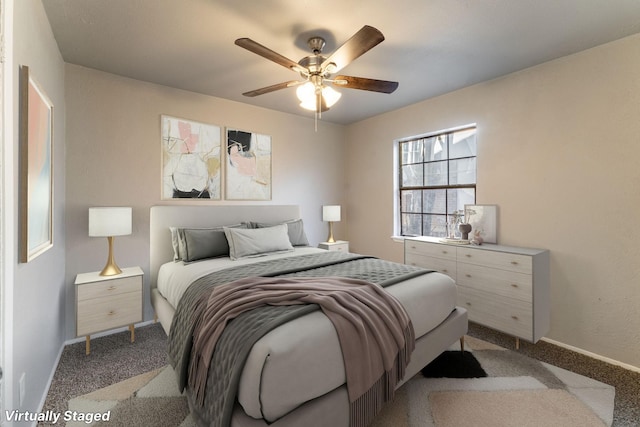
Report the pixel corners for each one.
[224,224,294,260]
[251,219,310,247]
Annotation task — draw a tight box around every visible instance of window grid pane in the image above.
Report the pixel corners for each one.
[424,161,448,186]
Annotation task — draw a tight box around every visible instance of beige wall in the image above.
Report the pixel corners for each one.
[64,65,347,338]
[345,34,640,369]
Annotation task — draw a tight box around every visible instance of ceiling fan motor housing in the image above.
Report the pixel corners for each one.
[298,55,327,77]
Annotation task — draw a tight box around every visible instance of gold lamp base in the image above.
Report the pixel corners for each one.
[327,221,336,243]
[100,236,123,276]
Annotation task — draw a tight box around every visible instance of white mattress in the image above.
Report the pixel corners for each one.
[157,248,457,422]
[157,247,324,308]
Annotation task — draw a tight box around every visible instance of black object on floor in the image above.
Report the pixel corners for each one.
[421,351,488,378]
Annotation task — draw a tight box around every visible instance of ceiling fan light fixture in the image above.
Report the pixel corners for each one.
[321,85,341,108]
[296,82,317,110]
[296,81,341,111]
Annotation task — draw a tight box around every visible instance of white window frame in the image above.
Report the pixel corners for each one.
[394,124,477,238]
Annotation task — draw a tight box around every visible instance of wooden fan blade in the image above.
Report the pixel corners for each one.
[242,80,302,97]
[235,38,306,74]
[320,25,385,74]
[332,75,399,93]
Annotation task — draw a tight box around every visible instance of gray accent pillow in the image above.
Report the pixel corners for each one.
[183,228,230,263]
[251,219,310,247]
[224,224,294,260]
[170,223,247,262]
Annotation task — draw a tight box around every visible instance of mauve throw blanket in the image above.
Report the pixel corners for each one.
[189,275,415,427]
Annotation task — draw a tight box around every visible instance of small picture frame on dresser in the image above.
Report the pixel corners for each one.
[465,204,497,244]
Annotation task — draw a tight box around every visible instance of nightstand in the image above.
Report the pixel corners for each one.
[318,241,349,252]
[75,266,143,355]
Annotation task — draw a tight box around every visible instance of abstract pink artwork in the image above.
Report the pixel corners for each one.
[19,66,54,262]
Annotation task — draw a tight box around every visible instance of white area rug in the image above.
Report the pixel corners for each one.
[67,336,614,426]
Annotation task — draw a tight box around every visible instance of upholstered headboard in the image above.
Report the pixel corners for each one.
[149,205,301,289]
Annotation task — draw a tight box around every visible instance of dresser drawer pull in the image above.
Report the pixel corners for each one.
[410,245,417,250]
[442,250,448,254]
[511,261,519,265]
[465,254,472,258]
[511,284,519,288]
[465,302,472,306]
[511,315,519,321]
[107,286,117,291]
[442,269,448,273]
[108,310,115,316]
[465,274,472,278]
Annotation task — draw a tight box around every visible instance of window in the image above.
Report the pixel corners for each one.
[398,126,477,237]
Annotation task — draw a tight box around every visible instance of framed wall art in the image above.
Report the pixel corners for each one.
[225,128,272,201]
[161,115,222,200]
[19,65,54,262]
[465,204,498,243]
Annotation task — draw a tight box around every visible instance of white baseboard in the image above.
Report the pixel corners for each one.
[541,337,640,374]
[34,341,66,426]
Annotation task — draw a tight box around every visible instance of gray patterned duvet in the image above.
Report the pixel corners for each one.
[161,250,458,426]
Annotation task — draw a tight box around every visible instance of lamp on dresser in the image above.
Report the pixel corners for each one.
[322,205,341,243]
[89,207,132,276]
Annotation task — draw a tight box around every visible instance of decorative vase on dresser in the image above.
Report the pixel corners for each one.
[404,236,549,348]
[458,223,472,240]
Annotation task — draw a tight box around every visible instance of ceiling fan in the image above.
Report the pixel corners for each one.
[235,25,399,118]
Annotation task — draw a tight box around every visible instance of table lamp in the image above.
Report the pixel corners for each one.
[322,205,341,243]
[89,207,132,276]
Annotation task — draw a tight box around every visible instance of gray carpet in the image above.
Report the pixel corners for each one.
[40,323,168,424]
[39,322,639,426]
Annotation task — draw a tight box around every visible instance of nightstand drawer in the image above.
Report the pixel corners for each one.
[318,241,349,252]
[77,276,141,301]
[77,291,142,336]
[456,263,532,302]
[457,247,532,274]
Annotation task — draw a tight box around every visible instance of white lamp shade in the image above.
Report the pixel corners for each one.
[297,82,342,111]
[321,86,341,108]
[297,82,316,111]
[322,205,341,222]
[89,207,132,237]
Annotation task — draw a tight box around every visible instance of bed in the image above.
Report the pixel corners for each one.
[149,205,467,427]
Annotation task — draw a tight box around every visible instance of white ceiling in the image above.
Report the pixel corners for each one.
[42,0,640,125]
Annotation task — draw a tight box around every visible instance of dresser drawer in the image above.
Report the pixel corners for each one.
[77,291,142,336]
[457,286,533,340]
[405,252,456,280]
[77,276,141,302]
[457,247,532,274]
[456,263,532,302]
[405,240,456,261]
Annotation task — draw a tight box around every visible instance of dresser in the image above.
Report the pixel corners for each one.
[405,237,549,346]
[75,266,144,354]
